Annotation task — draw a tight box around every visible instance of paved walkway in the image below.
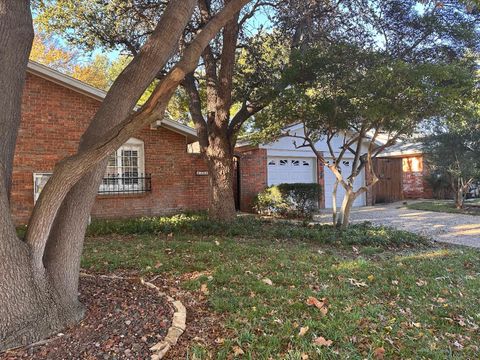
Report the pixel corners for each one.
[314,203,480,248]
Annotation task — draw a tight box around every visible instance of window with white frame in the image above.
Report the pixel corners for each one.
[33,173,53,203]
[99,138,145,193]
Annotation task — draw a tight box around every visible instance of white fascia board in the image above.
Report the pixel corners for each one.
[27,61,107,101]
[151,118,198,143]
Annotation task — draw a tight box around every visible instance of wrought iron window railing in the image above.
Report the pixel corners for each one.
[98,174,152,195]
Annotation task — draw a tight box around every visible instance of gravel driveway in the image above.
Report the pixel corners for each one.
[314,202,480,248]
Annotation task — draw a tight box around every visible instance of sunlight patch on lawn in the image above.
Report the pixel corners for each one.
[395,249,453,261]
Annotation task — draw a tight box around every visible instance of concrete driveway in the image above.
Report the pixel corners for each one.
[314,202,480,248]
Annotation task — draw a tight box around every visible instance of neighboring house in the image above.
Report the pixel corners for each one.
[235,124,433,212]
[235,124,370,212]
[11,61,209,225]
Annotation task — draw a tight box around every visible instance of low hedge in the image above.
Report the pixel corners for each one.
[254,183,321,218]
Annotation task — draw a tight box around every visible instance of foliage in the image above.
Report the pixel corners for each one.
[422,114,480,206]
[86,213,430,248]
[29,32,128,90]
[424,172,453,199]
[254,183,321,218]
[81,220,480,358]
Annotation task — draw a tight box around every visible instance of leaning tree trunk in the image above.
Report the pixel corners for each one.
[205,135,237,220]
[336,189,357,229]
[0,0,81,349]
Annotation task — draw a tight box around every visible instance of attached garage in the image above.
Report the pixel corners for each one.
[267,156,317,186]
[235,124,371,211]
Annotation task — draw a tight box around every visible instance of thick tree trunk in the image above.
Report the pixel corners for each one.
[206,137,236,220]
[0,0,79,350]
[0,0,33,197]
[336,189,356,229]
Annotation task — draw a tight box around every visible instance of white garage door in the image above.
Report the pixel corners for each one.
[324,159,366,208]
[267,157,316,186]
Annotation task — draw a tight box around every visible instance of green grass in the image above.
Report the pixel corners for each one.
[82,215,480,359]
[406,200,480,216]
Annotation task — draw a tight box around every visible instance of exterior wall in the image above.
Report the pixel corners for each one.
[260,124,370,157]
[402,155,433,199]
[91,127,209,219]
[12,73,98,224]
[11,72,209,225]
[236,148,267,212]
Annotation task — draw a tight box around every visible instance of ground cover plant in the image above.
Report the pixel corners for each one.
[74,215,480,359]
[407,200,480,216]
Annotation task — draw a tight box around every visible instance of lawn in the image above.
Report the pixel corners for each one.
[406,200,480,216]
[82,214,480,359]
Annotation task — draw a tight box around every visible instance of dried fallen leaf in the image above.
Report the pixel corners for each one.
[373,347,385,359]
[306,296,329,316]
[348,278,368,287]
[298,326,309,336]
[367,275,375,282]
[416,279,427,287]
[233,345,245,356]
[262,278,273,286]
[313,336,333,347]
[301,353,309,360]
[200,283,209,295]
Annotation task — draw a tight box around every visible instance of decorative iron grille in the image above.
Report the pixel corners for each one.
[98,174,152,195]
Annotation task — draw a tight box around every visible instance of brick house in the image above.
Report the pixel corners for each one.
[235,124,433,212]
[11,61,210,225]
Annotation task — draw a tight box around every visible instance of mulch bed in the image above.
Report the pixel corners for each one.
[2,274,173,359]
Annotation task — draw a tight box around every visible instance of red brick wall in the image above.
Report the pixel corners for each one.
[236,147,267,212]
[402,155,433,199]
[91,128,209,219]
[11,72,209,225]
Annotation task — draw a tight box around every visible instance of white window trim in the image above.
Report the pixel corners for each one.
[99,138,146,194]
[33,172,53,204]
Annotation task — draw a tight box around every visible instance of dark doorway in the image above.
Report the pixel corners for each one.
[233,156,241,210]
[373,158,403,204]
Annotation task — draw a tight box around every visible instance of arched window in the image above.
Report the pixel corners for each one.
[100,138,146,193]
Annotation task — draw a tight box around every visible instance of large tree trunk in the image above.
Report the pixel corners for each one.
[0,0,80,349]
[206,136,236,220]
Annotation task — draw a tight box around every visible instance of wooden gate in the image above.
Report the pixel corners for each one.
[373,158,402,204]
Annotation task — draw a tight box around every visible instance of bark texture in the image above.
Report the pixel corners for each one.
[0,0,251,350]
[183,0,262,221]
[0,0,81,349]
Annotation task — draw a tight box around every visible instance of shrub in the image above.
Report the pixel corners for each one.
[254,183,321,218]
[424,172,452,199]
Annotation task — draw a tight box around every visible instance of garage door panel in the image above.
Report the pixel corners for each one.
[267,157,316,186]
[324,159,365,208]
